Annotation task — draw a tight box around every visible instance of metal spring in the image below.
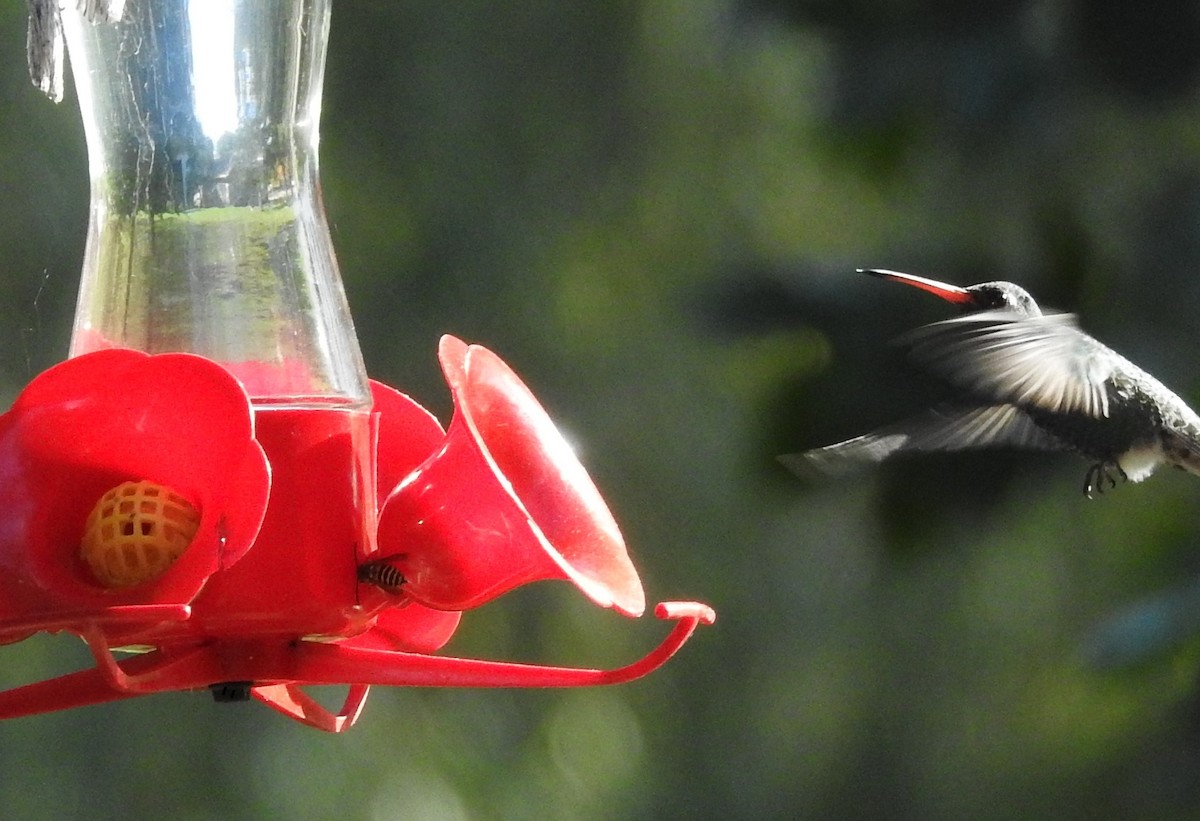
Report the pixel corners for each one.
[358,561,405,592]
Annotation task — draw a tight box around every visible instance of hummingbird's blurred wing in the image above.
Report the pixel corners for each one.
[898,311,1115,419]
[781,403,1068,477]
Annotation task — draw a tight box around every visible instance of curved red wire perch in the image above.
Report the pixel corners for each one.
[0,602,714,732]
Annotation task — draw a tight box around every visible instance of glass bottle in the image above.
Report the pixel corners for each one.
[61,0,368,408]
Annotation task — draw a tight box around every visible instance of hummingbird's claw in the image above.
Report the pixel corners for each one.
[1084,462,1127,498]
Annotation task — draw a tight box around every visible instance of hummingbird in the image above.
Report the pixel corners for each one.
[782,268,1200,496]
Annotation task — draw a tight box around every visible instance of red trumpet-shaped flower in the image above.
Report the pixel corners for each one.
[369,336,646,617]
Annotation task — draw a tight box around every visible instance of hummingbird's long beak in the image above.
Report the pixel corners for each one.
[859,269,974,305]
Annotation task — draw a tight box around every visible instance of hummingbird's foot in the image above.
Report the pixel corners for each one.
[1083,462,1127,498]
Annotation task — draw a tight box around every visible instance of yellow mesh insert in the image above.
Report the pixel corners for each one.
[80,480,200,588]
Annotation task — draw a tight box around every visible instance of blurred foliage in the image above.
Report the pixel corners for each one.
[5,0,1200,818]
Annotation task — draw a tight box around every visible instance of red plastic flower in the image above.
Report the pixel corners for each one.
[0,349,270,643]
[371,336,646,616]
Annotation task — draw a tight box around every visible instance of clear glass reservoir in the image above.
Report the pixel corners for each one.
[62,0,369,407]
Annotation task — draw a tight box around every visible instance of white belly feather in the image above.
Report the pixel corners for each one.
[1117,442,1164,483]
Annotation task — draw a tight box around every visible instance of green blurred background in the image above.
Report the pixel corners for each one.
[5,1,1200,818]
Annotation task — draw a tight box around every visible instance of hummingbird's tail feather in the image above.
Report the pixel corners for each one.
[1161,429,1200,478]
[780,432,909,477]
[781,403,1069,478]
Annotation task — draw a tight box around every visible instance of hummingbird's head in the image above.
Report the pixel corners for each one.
[962,281,1041,317]
[860,269,1042,317]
